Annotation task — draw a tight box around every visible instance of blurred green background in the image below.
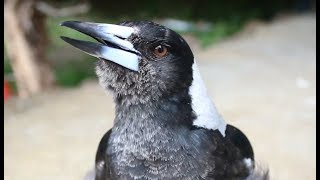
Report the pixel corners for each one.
[4,0,314,91]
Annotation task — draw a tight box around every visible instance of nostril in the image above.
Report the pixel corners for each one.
[115,35,126,40]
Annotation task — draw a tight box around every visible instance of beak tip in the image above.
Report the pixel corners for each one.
[60,20,82,28]
[60,21,141,71]
[60,36,68,42]
[60,36,77,46]
[60,21,68,27]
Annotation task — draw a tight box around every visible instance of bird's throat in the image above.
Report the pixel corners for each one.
[113,90,194,130]
[106,91,198,177]
[106,91,216,179]
[109,90,194,152]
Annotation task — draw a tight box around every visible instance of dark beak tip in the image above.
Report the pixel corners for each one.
[59,21,70,27]
[60,36,68,41]
[60,36,76,45]
[59,20,82,27]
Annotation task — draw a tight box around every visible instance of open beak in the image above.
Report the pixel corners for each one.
[60,21,140,71]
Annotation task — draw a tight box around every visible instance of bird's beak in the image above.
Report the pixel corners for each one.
[60,21,140,71]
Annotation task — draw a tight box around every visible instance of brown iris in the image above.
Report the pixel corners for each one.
[153,45,168,57]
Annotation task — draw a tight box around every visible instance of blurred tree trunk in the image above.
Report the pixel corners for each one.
[4,0,55,98]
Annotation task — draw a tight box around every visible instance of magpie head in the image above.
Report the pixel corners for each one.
[61,20,194,104]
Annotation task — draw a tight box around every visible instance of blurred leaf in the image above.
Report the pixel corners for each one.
[54,57,97,87]
[4,60,12,75]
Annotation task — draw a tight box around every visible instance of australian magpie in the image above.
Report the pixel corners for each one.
[60,20,269,180]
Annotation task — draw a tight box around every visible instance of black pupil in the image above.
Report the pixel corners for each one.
[156,46,164,53]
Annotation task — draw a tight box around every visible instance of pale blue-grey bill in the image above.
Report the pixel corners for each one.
[61,21,134,38]
[60,21,138,53]
[61,36,140,71]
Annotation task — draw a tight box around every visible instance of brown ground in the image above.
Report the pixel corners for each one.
[4,14,316,180]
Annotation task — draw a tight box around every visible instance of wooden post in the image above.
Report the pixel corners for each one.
[4,0,55,98]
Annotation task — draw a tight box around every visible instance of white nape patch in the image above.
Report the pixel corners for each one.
[243,158,253,170]
[245,159,269,180]
[189,61,227,136]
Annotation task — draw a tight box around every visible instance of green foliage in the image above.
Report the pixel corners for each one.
[4,59,17,93]
[4,59,12,75]
[46,16,96,48]
[189,20,244,48]
[54,58,97,87]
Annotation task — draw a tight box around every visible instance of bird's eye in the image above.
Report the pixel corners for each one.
[153,45,168,57]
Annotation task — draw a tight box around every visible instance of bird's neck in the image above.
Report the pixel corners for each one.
[107,90,203,177]
[113,89,194,130]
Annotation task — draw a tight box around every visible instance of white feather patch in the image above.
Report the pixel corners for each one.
[243,158,254,170]
[189,61,227,136]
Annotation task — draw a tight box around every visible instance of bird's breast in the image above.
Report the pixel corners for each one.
[106,120,214,179]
